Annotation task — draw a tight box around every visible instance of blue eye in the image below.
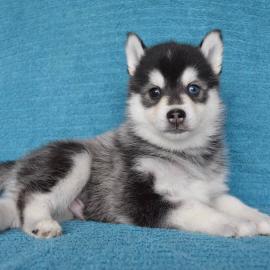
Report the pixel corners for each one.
[187,84,201,96]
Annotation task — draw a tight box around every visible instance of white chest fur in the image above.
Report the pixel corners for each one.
[135,157,228,204]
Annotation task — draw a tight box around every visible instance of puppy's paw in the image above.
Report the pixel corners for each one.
[206,218,238,237]
[254,214,270,235]
[235,221,257,237]
[28,219,62,239]
[215,224,237,237]
[209,219,257,237]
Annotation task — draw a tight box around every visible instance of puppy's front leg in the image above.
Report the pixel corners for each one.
[166,200,257,237]
[214,194,270,235]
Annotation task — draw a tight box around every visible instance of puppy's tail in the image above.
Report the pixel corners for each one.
[0,160,19,231]
[0,160,16,192]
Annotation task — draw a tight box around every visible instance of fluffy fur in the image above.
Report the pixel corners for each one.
[0,30,270,238]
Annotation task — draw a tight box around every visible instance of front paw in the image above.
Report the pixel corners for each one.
[209,219,257,237]
[217,221,257,237]
[214,224,237,237]
[234,214,270,236]
[235,221,257,237]
[253,214,270,235]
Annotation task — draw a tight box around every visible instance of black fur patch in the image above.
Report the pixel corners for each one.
[17,141,88,224]
[122,170,173,227]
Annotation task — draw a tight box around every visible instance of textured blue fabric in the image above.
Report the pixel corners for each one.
[0,0,270,269]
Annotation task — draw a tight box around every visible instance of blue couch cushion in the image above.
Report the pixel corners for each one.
[1,221,270,270]
[0,0,270,269]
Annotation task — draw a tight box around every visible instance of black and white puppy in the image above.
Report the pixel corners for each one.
[1,30,270,238]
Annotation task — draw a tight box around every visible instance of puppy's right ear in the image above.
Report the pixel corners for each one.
[125,33,146,76]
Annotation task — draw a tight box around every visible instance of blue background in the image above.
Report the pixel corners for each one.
[0,1,270,269]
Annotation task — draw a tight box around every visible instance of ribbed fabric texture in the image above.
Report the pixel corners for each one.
[0,1,269,269]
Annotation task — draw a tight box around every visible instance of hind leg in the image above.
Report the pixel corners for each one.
[0,198,19,231]
[22,196,63,238]
[21,151,91,238]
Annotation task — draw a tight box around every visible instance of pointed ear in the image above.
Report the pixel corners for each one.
[125,33,146,76]
[200,30,223,75]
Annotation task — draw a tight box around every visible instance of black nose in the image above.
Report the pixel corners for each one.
[167,109,186,126]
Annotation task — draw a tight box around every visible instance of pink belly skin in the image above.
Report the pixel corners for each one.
[69,199,85,220]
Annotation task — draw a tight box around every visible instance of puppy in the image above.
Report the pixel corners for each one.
[1,30,270,238]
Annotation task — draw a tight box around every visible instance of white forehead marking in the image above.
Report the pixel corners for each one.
[149,69,165,88]
[181,67,198,86]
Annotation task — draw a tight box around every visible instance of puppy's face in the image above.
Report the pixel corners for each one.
[125,31,224,151]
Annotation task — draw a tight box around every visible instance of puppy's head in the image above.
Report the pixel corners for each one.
[125,30,224,151]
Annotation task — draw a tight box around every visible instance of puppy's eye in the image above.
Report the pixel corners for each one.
[187,84,201,96]
[149,87,162,100]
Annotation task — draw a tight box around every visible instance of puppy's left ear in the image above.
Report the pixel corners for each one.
[125,33,146,76]
[200,30,223,75]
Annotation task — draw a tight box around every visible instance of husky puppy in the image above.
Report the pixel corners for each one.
[1,30,270,238]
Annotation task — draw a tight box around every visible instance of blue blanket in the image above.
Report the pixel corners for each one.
[0,0,270,269]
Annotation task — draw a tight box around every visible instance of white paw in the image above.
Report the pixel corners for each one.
[210,219,257,237]
[215,224,237,237]
[206,217,238,237]
[254,214,270,235]
[235,221,257,237]
[28,219,62,239]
